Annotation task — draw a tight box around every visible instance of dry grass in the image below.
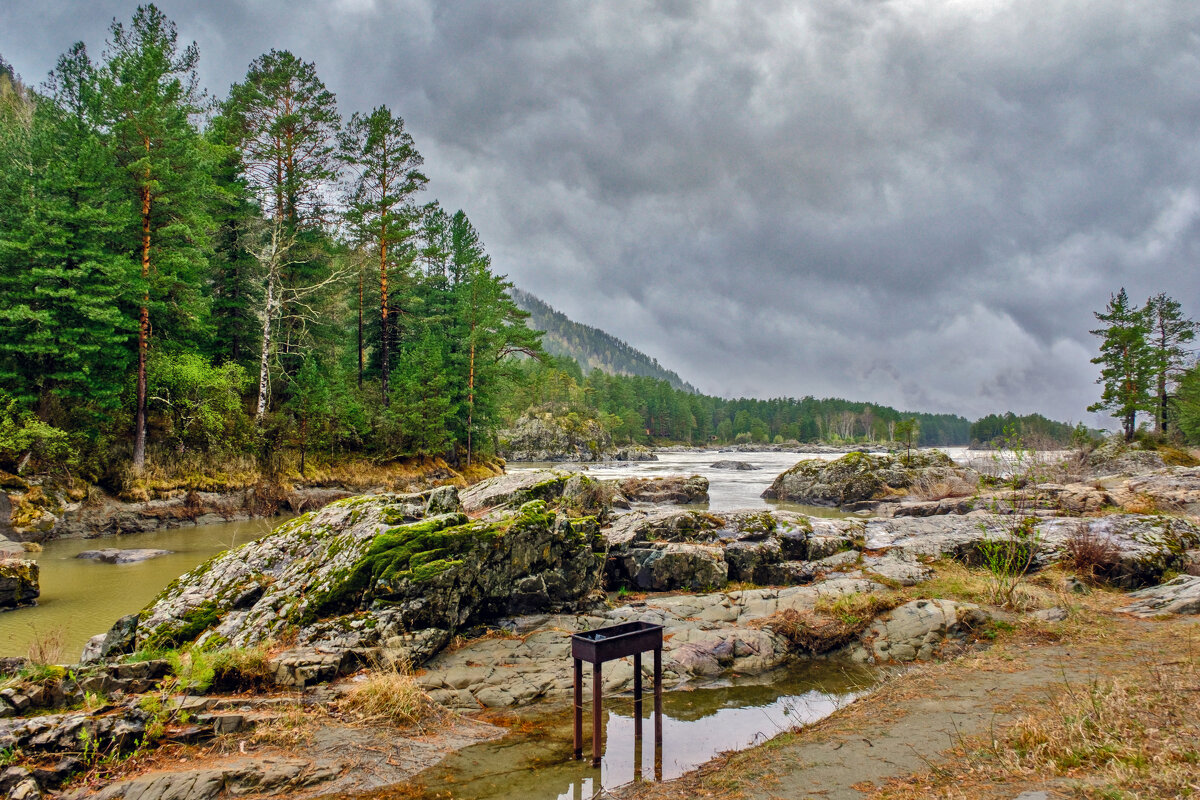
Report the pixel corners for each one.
[910,474,977,501]
[1063,525,1122,584]
[337,655,444,729]
[120,452,263,500]
[869,634,1200,800]
[249,704,324,748]
[119,452,503,501]
[1121,493,1161,515]
[25,623,66,665]
[753,591,905,654]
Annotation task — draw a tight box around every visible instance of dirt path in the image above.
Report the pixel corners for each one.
[612,608,1197,800]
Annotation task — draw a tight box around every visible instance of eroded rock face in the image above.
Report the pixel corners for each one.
[0,559,38,609]
[127,487,605,658]
[762,450,968,506]
[603,508,865,591]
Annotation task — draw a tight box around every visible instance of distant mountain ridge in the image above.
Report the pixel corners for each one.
[511,289,698,393]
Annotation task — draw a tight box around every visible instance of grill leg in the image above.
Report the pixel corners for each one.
[633,652,643,738]
[573,658,582,759]
[653,646,663,744]
[592,661,603,767]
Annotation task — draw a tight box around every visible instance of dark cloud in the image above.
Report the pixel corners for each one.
[5,0,1200,423]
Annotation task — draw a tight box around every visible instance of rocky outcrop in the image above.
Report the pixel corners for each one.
[0,559,38,609]
[762,451,971,507]
[62,758,340,800]
[710,460,761,470]
[604,508,865,591]
[1119,575,1200,616]
[614,475,709,504]
[497,411,656,462]
[1086,440,1166,475]
[121,487,605,671]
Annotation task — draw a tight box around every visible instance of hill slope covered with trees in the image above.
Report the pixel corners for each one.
[510,289,697,392]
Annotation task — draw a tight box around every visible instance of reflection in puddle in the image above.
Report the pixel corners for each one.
[364,661,872,800]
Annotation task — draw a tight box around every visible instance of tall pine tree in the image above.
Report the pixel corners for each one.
[1089,289,1153,441]
[97,4,212,471]
[1143,292,1197,436]
[340,105,427,407]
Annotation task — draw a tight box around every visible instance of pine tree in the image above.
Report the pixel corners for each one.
[222,49,343,417]
[0,44,136,433]
[1089,289,1154,441]
[1143,293,1197,435]
[447,211,542,463]
[96,4,212,471]
[340,105,427,406]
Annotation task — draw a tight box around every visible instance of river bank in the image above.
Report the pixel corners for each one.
[1,445,1198,799]
[1,456,505,545]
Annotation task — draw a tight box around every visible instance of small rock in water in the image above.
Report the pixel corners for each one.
[709,460,761,470]
[76,548,172,564]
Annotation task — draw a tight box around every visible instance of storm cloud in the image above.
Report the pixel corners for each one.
[5,0,1200,422]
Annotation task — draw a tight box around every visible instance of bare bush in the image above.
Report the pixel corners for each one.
[1062,524,1121,584]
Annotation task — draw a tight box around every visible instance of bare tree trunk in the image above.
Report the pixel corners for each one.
[467,337,475,467]
[256,269,277,420]
[132,166,151,474]
[357,267,364,389]
[380,230,390,406]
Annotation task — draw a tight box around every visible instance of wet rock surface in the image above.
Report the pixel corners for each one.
[419,578,881,710]
[76,548,173,564]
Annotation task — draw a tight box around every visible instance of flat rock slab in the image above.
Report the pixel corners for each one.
[1120,574,1200,616]
[418,577,883,710]
[76,549,173,564]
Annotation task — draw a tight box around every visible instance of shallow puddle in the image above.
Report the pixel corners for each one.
[349,660,873,800]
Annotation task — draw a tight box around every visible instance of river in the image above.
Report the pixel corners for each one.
[2,447,969,661]
[0,517,284,660]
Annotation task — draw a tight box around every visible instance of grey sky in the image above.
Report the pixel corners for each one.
[4,0,1199,424]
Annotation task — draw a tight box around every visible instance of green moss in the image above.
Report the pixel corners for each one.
[143,600,221,650]
[302,512,482,621]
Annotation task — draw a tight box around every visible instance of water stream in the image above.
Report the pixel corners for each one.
[0,517,285,659]
[338,660,874,800]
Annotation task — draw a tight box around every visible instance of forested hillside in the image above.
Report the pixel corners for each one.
[510,289,697,392]
[0,9,539,484]
[505,356,973,446]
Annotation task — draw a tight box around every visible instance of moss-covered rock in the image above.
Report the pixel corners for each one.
[761,450,965,506]
[129,487,604,661]
[0,558,38,609]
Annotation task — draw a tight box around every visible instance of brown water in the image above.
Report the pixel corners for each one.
[346,660,873,800]
[0,517,286,660]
